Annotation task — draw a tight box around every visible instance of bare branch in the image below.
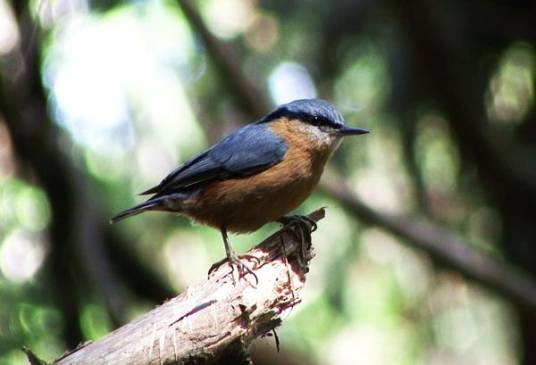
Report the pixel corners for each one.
[320,174,536,311]
[48,209,325,365]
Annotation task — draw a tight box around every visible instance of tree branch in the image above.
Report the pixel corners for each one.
[43,209,324,365]
[320,173,536,311]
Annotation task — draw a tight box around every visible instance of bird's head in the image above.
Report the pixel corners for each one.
[259,99,369,150]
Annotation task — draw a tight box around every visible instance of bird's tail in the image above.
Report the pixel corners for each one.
[110,197,165,224]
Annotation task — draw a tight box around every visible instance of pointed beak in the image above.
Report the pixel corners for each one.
[337,126,370,136]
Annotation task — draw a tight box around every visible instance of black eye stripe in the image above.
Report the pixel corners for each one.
[302,114,338,128]
[259,108,341,129]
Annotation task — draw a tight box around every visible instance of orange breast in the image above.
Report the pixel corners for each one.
[181,119,331,233]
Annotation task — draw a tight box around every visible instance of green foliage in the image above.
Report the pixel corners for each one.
[0,283,64,364]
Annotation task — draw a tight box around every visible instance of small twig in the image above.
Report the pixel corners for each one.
[22,347,49,365]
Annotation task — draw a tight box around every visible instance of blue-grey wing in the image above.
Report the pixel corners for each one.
[142,123,288,195]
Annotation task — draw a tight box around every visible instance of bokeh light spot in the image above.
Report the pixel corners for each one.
[15,186,51,231]
[80,304,112,340]
[0,231,47,283]
[0,0,20,55]
[0,121,15,181]
[244,13,279,52]
[487,42,535,125]
[202,0,256,39]
[334,44,389,113]
[268,62,317,105]
[416,112,459,194]
[31,0,89,28]
[163,231,211,289]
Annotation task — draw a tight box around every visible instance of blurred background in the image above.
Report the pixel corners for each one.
[1,0,536,364]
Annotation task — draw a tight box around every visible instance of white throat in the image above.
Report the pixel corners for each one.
[297,122,342,152]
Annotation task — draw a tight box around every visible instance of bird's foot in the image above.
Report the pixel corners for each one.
[278,214,317,233]
[208,253,260,285]
[277,215,316,270]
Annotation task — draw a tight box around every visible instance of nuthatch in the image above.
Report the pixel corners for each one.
[112,99,368,278]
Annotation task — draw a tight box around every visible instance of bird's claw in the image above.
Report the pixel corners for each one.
[208,253,259,285]
[278,214,317,233]
[277,215,316,270]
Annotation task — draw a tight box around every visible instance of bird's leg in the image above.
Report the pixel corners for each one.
[208,227,259,284]
[277,215,316,270]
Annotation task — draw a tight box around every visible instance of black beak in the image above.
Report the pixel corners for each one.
[337,126,370,136]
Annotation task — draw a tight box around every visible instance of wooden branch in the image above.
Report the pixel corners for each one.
[42,209,325,365]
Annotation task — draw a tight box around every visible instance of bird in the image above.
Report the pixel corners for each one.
[111,99,368,279]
